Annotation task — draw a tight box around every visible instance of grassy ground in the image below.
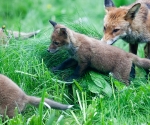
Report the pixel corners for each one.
[1,0,150,124]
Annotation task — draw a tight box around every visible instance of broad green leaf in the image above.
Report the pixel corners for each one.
[88,81,102,94]
[89,71,112,97]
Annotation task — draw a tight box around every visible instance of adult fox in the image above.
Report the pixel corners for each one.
[102,0,150,77]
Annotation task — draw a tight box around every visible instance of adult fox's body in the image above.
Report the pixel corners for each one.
[0,27,40,45]
[47,21,150,85]
[102,0,150,77]
[0,74,72,118]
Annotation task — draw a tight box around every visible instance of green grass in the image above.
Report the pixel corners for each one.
[1,0,150,124]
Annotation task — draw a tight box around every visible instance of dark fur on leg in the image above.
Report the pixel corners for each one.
[65,63,88,82]
[130,64,135,79]
[129,43,138,78]
[52,58,78,72]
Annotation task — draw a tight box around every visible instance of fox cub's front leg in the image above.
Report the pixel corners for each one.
[65,62,88,82]
[52,58,78,72]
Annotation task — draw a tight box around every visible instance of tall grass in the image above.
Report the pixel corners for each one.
[0,0,150,124]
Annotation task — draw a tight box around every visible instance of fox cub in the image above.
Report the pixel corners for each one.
[0,25,40,45]
[0,74,72,118]
[48,21,150,85]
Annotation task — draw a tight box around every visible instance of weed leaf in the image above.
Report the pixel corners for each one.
[89,71,112,97]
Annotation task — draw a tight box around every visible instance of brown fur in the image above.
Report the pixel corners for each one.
[0,27,40,45]
[102,0,150,78]
[48,21,150,85]
[0,74,72,118]
[102,0,150,55]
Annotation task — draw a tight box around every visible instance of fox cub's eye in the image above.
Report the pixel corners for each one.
[53,41,59,45]
[113,29,120,33]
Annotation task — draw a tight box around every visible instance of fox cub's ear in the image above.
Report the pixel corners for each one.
[59,28,67,38]
[104,0,115,12]
[104,0,115,8]
[49,20,57,27]
[125,3,141,20]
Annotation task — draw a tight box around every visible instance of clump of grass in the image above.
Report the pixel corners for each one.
[66,21,101,39]
[69,83,150,125]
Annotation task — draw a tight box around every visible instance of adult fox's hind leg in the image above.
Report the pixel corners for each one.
[129,43,138,78]
[144,43,150,78]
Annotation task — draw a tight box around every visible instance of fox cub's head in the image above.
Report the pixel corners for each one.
[48,21,69,53]
[102,0,141,45]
